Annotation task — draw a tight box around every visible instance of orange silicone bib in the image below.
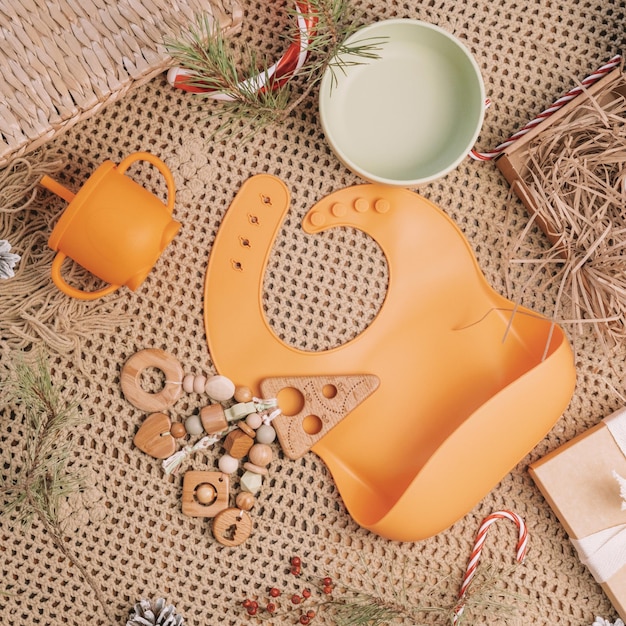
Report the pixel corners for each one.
[204,175,575,541]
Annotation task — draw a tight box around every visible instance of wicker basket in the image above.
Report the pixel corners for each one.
[0,0,243,167]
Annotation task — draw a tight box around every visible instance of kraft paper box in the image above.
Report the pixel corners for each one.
[529,408,626,621]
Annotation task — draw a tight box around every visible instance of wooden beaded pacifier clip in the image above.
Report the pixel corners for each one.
[121,348,283,547]
[121,348,379,546]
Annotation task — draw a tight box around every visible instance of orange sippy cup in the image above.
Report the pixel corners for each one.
[42,151,180,300]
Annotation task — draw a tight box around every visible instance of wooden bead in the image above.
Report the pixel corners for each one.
[205,375,235,402]
[225,401,256,422]
[255,424,276,444]
[234,385,253,403]
[170,422,187,438]
[248,443,273,467]
[235,491,256,511]
[240,470,263,494]
[218,453,239,474]
[195,482,217,505]
[184,413,204,436]
[223,429,254,459]
[200,404,228,434]
[237,421,256,438]
[246,413,263,430]
[193,374,207,394]
[182,374,195,394]
[243,461,268,476]
[212,508,252,547]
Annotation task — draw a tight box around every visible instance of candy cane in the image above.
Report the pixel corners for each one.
[470,54,623,161]
[452,510,528,625]
[167,1,317,98]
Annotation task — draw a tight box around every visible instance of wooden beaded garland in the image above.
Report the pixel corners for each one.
[193,374,207,394]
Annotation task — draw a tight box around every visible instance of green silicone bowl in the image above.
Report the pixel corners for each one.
[319,19,485,186]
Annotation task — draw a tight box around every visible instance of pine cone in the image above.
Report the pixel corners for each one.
[127,598,184,626]
[0,239,20,279]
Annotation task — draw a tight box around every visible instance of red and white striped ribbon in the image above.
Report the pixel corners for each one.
[453,510,528,625]
[470,54,623,161]
[167,1,316,97]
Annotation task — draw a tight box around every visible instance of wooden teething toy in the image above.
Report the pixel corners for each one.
[133,411,177,459]
[260,374,380,459]
[121,348,184,412]
[182,471,230,517]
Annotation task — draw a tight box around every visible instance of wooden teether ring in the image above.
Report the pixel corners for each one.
[121,348,184,412]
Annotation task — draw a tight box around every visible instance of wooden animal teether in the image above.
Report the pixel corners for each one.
[212,508,253,547]
[133,412,177,459]
[260,374,380,459]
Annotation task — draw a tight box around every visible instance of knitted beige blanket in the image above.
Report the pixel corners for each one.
[1,1,624,625]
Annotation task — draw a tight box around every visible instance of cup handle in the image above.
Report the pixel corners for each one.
[51,251,120,300]
[116,151,176,213]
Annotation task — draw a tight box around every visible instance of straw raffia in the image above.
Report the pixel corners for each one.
[508,79,626,351]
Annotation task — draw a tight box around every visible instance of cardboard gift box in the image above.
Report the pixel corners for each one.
[530,408,626,621]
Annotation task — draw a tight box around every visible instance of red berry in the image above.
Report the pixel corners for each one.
[291,594,302,604]
[250,601,258,609]
[246,606,257,616]
[291,566,302,576]
[299,617,310,625]
[322,577,332,586]
[302,588,311,598]
[242,599,252,608]
[291,556,302,567]
[322,585,333,595]
[266,602,276,613]
[307,609,316,618]
[269,587,281,598]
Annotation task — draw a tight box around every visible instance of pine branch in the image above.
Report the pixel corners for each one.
[0,353,114,623]
[165,0,385,136]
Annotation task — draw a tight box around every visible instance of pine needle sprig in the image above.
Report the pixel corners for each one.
[452,564,527,625]
[165,0,386,135]
[1,352,82,526]
[0,353,114,624]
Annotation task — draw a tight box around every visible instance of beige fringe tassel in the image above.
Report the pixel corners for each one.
[0,151,129,357]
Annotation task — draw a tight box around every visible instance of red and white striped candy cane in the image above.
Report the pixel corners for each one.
[167,1,317,98]
[470,54,623,161]
[453,510,528,625]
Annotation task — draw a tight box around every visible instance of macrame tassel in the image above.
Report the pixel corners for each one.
[162,435,219,475]
[252,397,279,412]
